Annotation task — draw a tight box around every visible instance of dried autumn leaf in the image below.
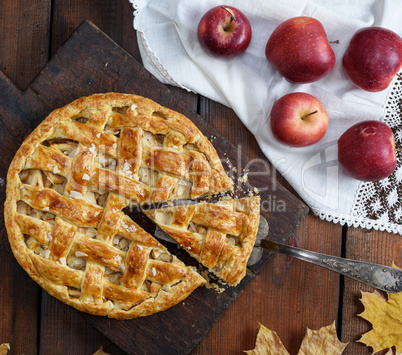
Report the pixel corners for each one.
[245,321,347,355]
[297,322,348,355]
[92,346,110,355]
[244,323,290,355]
[0,343,10,355]
[358,264,402,354]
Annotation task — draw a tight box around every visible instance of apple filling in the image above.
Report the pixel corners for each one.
[187,221,207,235]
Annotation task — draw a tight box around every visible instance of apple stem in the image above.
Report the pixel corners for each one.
[329,40,340,44]
[301,110,318,120]
[221,6,236,31]
[397,73,402,80]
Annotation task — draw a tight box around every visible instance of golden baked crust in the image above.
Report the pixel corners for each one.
[4,92,239,318]
[145,196,260,286]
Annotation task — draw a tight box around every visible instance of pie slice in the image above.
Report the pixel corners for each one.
[144,196,261,286]
[4,92,235,318]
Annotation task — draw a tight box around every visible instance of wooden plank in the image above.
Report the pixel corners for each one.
[341,228,402,355]
[0,251,40,354]
[0,59,58,352]
[39,294,127,355]
[193,98,342,354]
[0,7,101,355]
[198,98,262,160]
[0,75,45,355]
[0,0,51,90]
[50,0,142,62]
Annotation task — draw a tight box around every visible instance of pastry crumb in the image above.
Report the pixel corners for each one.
[201,270,225,293]
[239,173,248,184]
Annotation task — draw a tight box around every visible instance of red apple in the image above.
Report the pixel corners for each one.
[270,92,329,147]
[197,5,252,58]
[265,17,335,83]
[338,121,397,181]
[342,27,402,92]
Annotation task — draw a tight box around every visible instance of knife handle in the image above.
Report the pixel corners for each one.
[260,239,402,293]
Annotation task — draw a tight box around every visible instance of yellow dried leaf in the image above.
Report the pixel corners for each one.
[297,322,348,355]
[244,323,290,355]
[92,346,109,355]
[0,343,10,355]
[358,264,402,354]
[245,322,347,355]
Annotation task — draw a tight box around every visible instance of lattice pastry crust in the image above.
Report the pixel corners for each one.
[4,92,237,319]
[145,196,260,286]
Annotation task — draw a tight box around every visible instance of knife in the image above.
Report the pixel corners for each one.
[151,213,402,293]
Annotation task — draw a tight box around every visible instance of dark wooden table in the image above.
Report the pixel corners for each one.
[0,1,401,354]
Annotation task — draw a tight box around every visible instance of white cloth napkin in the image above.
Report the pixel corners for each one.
[130,0,402,233]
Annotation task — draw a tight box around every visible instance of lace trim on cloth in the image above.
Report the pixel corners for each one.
[312,207,402,235]
[350,72,402,234]
[130,0,195,92]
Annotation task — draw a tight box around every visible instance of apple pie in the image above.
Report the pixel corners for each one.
[4,93,236,319]
[144,196,260,286]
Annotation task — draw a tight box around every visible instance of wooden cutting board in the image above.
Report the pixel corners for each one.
[0,21,308,354]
